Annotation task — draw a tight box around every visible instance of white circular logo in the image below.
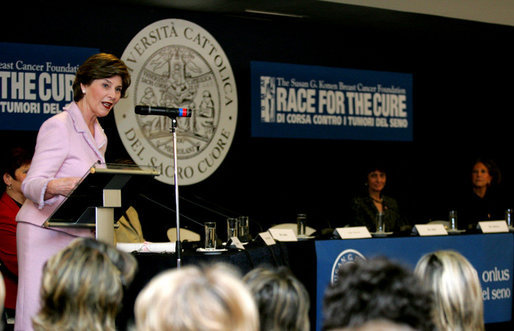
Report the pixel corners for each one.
[115,19,237,185]
[330,249,366,284]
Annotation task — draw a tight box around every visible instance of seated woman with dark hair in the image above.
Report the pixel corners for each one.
[455,157,506,230]
[32,238,137,331]
[350,163,405,234]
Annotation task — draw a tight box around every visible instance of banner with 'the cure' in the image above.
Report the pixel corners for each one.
[251,61,413,141]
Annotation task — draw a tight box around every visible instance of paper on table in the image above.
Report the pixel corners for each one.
[116,241,176,253]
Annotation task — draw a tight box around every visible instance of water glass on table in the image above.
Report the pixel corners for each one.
[238,216,250,242]
[376,212,385,233]
[297,213,307,236]
[506,209,513,229]
[226,218,239,242]
[204,221,217,250]
[449,210,458,230]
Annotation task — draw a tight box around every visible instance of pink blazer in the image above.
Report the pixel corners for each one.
[16,102,107,228]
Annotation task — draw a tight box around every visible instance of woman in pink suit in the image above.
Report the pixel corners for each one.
[15,53,130,331]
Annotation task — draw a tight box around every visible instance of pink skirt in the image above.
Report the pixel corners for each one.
[15,222,93,331]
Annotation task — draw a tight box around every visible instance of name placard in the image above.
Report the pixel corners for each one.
[259,232,276,246]
[229,237,245,250]
[336,226,372,239]
[268,228,297,242]
[415,224,448,236]
[479,221,509,233]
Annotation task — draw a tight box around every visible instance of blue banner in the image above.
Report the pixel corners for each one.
[0,42,98,130]
[251,61,413,141]
[315,234,513,330]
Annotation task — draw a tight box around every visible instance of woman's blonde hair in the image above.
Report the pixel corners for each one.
[415,250,484,331]
[135,263,259,331]
[243,266,310,331]
[32,238,137,331]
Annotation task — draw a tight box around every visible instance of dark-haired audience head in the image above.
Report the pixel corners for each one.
[322,256,434,331]
[243,266,310,331]
[1,146,32,196]
[415,250,484,331]
[135,263,259,331]
[330,319,416,331]
[32,238,137,331]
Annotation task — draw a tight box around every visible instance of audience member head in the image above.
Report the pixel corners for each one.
[330,319,416,331]
[243,265,310,331]
[1,146,32,203]
[415,250,484,331]
[135,263,259,331]
[32,238,137,331]
[322,256,434,331]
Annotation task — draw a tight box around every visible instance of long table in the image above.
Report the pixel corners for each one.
[117,234,513,331]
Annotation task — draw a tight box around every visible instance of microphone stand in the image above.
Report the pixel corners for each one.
[170,117,182,268]
[136,105,191,269]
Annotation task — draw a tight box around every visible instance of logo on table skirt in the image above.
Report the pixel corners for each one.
[330,249,366,284]
[260,76,276,123]
[115,18,237,185]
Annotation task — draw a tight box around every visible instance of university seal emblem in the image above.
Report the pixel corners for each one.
[115,19,237,185]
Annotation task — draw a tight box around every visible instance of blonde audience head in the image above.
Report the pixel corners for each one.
[135,263,259,331]
[32,238,137,331]
[415,250,484,331]
[243,266,310,331]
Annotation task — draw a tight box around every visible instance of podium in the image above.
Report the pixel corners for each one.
[44,163,160,245]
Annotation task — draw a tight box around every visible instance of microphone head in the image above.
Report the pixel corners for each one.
[134,105,191,117]
[178,108,191,117]
[134,105,149,114]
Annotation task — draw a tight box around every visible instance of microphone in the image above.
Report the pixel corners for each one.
[135,105,191,117]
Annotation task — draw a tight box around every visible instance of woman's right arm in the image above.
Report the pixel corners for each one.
[21,116,76,208]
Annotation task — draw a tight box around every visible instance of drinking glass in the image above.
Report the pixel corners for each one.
[376,212,385,233]
[506,209,512,227]
[297,213,307,236]
[238,216,250,242]
[204,221,217,250]
[226,218,239,242]
[449,210,458,230]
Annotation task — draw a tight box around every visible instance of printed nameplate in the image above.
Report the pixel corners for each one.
[269,228,298,242]
[415,224,448,236]
[479,220,509,233]
[336,226,372,239]
[229,237,245,250]
[259,232,276,245]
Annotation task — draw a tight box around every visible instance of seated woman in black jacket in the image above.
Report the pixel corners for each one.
[350,164,404,234]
